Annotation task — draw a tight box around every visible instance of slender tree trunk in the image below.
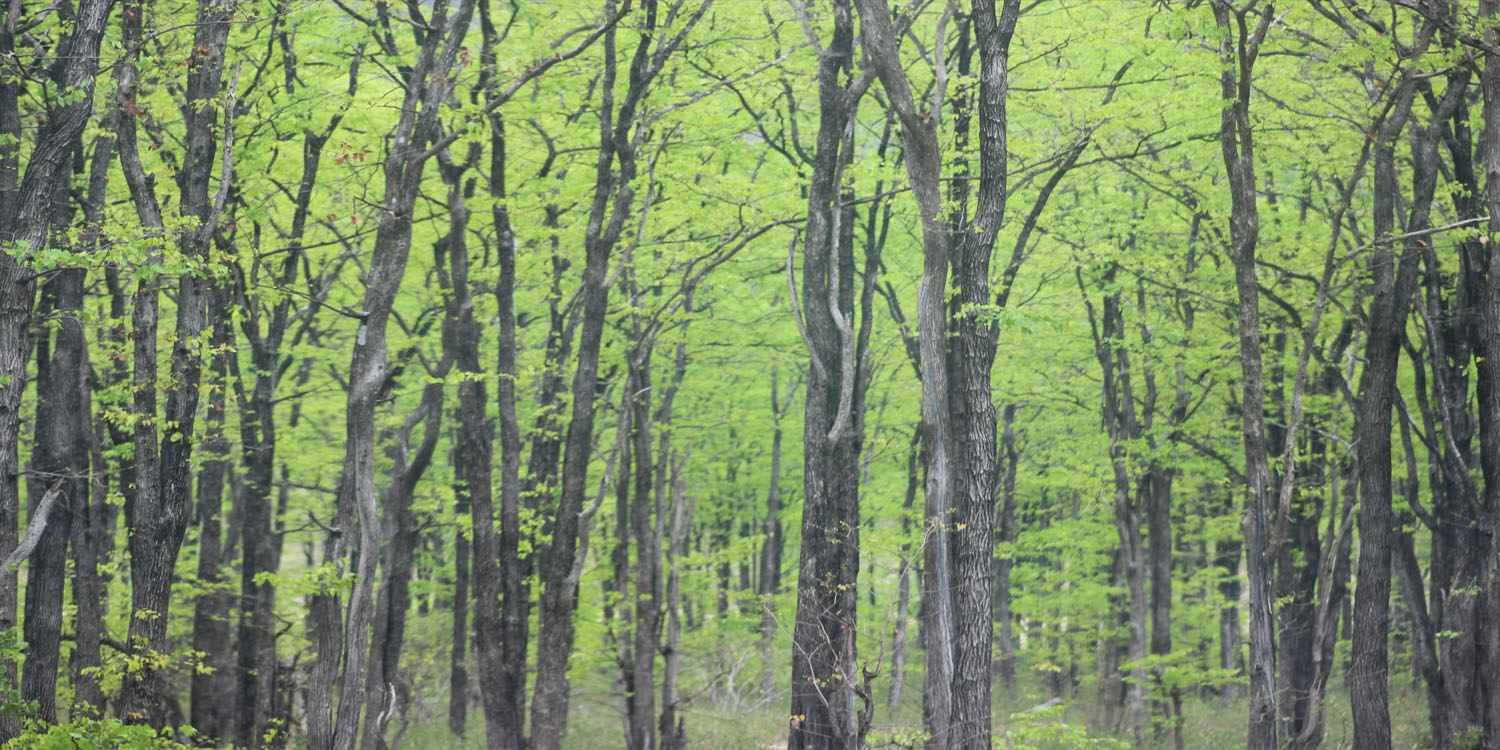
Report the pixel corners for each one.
[890,429,921,710]
[360,379,444,750]
[1209,5,1276,746]
[309,6,474,750]
[995,405,1018,693]
[761,368,789,707]
[189,293,236,743]
[659,453,689,750]
[1475,3,1500,741]
[531,4,700,746]
[117,0,233,725]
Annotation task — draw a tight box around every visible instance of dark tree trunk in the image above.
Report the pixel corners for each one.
[1349,42,1438,749]
[24,264,84,725]
[0,0,113,739]
[309,5,474,750]
[233,45,349,744]
[1081,273,1149,743]
[360,378,445,750]
[1476,3,1500,742]
[787,3,875,747]
[529,4,701,747]
[189,292,237,743]
[70,119,120,720]
[117,0,234,726]
[1209,5,1277,747]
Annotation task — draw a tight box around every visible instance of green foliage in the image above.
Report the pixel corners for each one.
[1000,705,1131,750]
[6,719,193,750]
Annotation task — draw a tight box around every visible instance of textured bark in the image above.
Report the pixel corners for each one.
[530,4,701,747]
[786,4,872,748]
[852,3,1018,745]
[117,0,234,726]
[0,0,113,738]
[1406,77,1487,745]
[189,293,237,743]
[360,377,445,750]
[1476,3,1500,743]
[1349,43,1436,749]
[1209,5,1276,747]
[68,118,119,720]
[24,258,83,725]
[306,4,474,749]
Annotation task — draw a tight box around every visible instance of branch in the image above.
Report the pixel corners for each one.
[4,485,62,570]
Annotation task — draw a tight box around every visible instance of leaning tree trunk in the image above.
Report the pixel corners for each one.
[307,4,474,750]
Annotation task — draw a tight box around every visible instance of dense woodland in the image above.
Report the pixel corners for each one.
[5,0,1500,749]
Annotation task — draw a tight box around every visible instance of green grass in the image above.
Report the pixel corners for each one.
[395,674,1438,750]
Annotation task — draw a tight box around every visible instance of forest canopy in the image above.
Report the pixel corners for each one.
[2,1,1499,750]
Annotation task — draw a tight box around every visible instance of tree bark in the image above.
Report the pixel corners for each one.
[304,5,474,750]
[530,4,701,747]
[189,292,237,743]
[1209,4,1276,746]
[0,0,113,738]
[1348,36,1437,748]
[117,0,234,726]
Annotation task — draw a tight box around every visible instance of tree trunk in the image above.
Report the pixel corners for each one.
[24,265,83,725]
[118,0,233,725]
[890,429,921,710]
[530,4,698,746]
[1475,3,1500,741]
[761,368,790,707]
[189,292,237,743]
[360,378,444,750]
[1209,4,1277,746]
[1349,45,1436,749]
[0,0,113,738]
[995,405,1018,693]
[310,5,474,750]
[787,3,873,747]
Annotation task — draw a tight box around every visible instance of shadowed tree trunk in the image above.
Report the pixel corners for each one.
[787,2,878,747]
[116,0,235,726]
[0,0,114,739]
[1208,3,1277,746]
[1348,27,1437,749]
[307,3,475,748]
[852,2,1019,746]
[360,371,446,750]
[23,197,83,725]
[189,292,237,743]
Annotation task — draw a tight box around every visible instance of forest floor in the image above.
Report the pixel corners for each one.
[396,676,1435,750]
